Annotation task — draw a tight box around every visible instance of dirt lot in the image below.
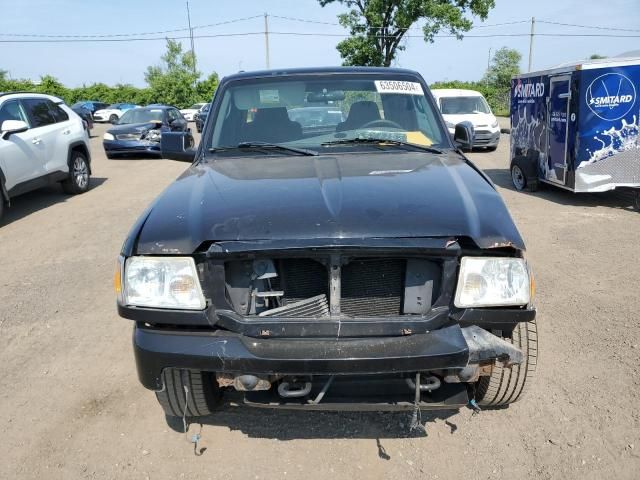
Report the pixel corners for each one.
[1,123,639,480]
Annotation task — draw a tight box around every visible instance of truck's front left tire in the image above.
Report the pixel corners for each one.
[155,368,221,418]
[475,318,538,407]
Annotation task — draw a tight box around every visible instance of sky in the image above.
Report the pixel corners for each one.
[1,0,639,87]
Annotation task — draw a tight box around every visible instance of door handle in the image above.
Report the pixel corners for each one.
[62,129,71,135]
[32,138,42,144]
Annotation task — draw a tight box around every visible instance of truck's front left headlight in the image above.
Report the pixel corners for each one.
[123,256,206,310]
[454,257,531,308]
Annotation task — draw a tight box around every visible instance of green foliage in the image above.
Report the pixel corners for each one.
[0,40,217,108]
[589,54,607,60]
[482,47,521,93]
[319,0,495,67]
[195,72,220,101]
[144,39,201,107]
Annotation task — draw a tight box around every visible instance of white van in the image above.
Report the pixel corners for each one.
[431,89,500,150]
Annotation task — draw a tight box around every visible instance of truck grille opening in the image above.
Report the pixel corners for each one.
[223,256,440,318]
[271,259,328,305]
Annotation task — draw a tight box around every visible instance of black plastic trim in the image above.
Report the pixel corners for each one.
[6,170,67,198]
[451,307,536,328]
[214,307,451,338]
[117,303,213,327]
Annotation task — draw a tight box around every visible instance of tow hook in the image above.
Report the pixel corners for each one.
[278,380,312,398]
[406,375,441,392]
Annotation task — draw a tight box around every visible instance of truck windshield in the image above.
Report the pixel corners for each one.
[208,75,448,152]
[440,96,491,115]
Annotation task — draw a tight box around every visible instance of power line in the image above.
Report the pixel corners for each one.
[0,15,262,38]
[0,31,638,44]
[2,14,637,40]
[537,19,640,33]
[270,14,530,31]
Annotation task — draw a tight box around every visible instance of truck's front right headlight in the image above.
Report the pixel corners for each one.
[454,257,531,308]
[123,256,206,310]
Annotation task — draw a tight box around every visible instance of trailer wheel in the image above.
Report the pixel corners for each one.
[511,163,527,191]
[511,159,539,192]
[475,319,538,407]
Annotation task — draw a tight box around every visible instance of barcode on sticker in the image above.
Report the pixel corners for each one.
[375,80,424,95]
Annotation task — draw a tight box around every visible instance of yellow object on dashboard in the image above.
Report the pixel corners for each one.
[405,131,433,146]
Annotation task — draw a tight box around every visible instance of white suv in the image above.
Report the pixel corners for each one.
[0,92,91,221]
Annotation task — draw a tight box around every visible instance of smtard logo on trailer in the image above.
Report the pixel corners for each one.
[586,73,636,121]
[513,81,545,104]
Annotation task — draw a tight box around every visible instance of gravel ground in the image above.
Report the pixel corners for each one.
[0,124,638,480]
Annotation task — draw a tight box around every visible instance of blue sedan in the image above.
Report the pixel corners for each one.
[102,106,192,158]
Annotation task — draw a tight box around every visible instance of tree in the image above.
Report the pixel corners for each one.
[319,0,495,67]
[144,39,201,107]
[195,72,219,102]
[36,75,68,99]
[589,54,607,60]
[483,47,521,92]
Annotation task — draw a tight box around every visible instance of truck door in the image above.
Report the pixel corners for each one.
[546,76,571,185]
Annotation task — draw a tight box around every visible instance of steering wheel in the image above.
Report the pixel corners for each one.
[360,119,404,130]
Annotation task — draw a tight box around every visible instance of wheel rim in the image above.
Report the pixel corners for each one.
[73,157,89,189]
[512,165,526,190]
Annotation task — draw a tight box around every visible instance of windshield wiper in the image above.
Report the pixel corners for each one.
[209,141,318,156]
[321,138,444,155]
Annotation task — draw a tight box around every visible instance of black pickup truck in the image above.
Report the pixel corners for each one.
[116,67,537,425]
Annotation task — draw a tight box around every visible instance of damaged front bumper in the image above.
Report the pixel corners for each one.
[133,322,524,392]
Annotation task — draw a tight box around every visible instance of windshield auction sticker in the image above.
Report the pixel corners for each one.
[375,80,424,95]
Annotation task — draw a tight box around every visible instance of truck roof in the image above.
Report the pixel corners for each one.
[223,66,421,82]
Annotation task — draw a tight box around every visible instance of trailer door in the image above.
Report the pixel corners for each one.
[546,75,571,185]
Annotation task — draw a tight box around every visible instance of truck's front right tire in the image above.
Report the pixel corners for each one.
[475,318,538,407]
[155,368,221,418]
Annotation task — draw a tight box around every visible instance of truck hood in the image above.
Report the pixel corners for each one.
[133,151,524,254]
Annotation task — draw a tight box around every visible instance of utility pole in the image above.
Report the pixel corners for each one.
[486,47,492,85]
[186,1,197,82]
[528,16,535,73]
[264,13,271,69]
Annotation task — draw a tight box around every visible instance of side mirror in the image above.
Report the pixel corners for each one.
[161,131,196,162]
[453,121,474,152]
[1,120,29,140]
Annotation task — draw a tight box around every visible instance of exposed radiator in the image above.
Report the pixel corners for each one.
[271,259,328,305]
[341,258,404,317]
